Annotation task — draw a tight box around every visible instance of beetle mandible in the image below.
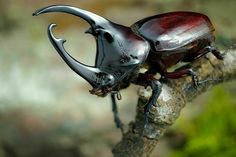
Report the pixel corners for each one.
[33,5,224,134]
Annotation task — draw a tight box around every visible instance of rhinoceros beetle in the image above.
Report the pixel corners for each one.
[33,5,224,134]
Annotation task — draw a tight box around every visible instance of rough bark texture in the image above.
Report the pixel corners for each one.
[112,49,236,157]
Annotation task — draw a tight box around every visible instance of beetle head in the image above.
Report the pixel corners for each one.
[33,5,149,97]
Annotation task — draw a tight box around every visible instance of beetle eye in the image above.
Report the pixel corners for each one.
[103,32,114,43]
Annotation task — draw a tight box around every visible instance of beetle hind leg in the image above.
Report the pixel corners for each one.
[210,43,236,60]
[206,46,224,60]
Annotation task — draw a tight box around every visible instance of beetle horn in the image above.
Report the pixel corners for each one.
[47,24,111,87]
[32,5,108,28]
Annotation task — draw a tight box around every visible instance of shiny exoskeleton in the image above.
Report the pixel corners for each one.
[33,5,224,134]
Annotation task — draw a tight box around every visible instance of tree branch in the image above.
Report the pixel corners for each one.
[112,49,236,157]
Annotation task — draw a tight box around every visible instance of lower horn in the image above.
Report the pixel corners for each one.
[47,24,113,87]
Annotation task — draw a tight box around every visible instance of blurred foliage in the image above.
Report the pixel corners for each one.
[169,85,236,157]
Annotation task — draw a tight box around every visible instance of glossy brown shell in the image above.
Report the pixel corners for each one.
[131,12,215,52]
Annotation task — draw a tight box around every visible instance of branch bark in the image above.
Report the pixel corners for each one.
[112,49,236,157]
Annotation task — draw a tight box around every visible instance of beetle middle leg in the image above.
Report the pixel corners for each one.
[164,68,206,87]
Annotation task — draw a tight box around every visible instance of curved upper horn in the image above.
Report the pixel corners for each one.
[47,24,114,87]
[33,5,108,27]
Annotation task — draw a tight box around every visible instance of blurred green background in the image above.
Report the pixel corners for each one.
[0,0,235,157]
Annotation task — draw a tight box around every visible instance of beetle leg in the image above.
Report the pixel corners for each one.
[111,93,124,134]
[187,69,201,87]
[164,69,192,79]
[134,73,162,135]
[210,43,236,60]
[143,80,162,132]
[184,45,225,61]
[206,46,224,60]
[188,69,218,87]
[164,69,199,87]
[164,68,213,87]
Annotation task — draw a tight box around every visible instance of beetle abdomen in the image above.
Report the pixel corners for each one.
[131,12,214,52]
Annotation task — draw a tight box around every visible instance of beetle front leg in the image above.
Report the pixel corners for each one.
[134,74,162,135]
[111,93,124,134]
[143,80,162,130]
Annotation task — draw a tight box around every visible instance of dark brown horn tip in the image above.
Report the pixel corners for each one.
[32,12,38,16]
[32,5,55,16]
[32,10,41,16]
